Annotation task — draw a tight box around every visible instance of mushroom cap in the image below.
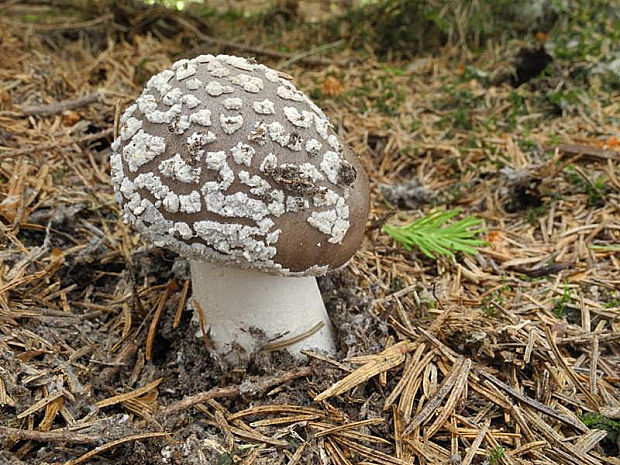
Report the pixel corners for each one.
[110,54,370,276]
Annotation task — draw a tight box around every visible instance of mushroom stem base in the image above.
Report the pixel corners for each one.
[190,261,336,359]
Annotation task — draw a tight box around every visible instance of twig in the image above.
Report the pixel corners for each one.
[174,15,342,67]
[237,365,311,395]
[0,426,99,445]
[161,366,312,417]
[508,262,573,277]
[20,91,104,116]
[0,128,113,159]
[555,143,619,161]
[373,283,419,306]
[0,14,114,32]
[198,39,337,67]
[281,40,346,68]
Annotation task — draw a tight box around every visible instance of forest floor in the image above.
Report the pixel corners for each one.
[0,1,618,464]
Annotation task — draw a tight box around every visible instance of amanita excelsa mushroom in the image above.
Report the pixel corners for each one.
[110,55,369,359]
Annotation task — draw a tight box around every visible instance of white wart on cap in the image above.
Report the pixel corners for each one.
[111,54,369,276]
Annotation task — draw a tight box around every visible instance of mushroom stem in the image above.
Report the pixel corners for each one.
[190,261,336,359]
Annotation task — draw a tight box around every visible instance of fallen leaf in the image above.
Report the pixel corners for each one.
[322,76,342,97]
[62,110,80,126]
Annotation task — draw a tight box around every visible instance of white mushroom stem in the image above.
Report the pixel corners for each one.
[190,261,336,359]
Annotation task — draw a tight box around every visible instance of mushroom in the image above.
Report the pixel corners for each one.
[110,54,369,360]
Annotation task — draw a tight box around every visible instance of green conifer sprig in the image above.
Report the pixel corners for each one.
[383,209,487,259]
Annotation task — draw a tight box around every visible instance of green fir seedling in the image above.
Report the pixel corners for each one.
[383,208,487,259]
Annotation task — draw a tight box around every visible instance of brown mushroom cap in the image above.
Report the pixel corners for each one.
[110,54,370,276]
